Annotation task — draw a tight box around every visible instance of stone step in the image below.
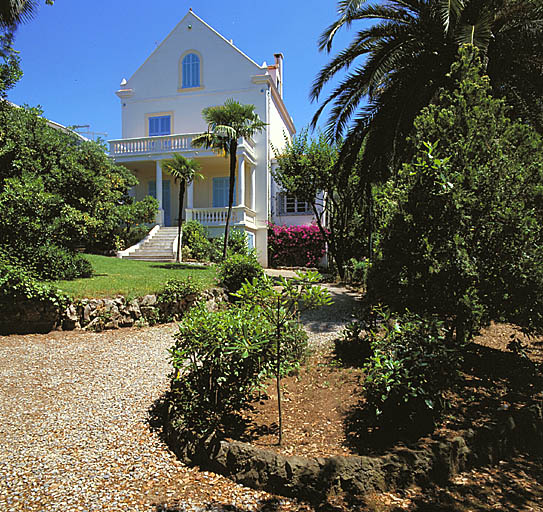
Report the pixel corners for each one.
[125,255,174,261]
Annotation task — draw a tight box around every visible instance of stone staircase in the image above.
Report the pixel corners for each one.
[123,226,178,261]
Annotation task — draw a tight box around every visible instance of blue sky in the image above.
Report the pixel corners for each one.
[7,0,354,141]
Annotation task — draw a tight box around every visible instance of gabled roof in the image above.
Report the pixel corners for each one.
[126,9,263,84]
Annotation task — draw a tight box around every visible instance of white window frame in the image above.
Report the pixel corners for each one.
[278,193,311,215]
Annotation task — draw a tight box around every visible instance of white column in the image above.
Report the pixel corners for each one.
[155,160,164,225]
[250,165,256,211]
[237,156,245,207]
[187,180,194,209]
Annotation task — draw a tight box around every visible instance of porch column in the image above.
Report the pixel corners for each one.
[250,165,256,211]
[237,156,245,207]
[155,160,164,225]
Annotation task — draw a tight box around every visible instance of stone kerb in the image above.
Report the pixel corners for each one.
[163,401,543,503]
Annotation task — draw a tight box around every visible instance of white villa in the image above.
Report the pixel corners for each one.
[109,10,315,266]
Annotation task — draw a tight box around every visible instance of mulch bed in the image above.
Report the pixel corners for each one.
[219,322,543,511]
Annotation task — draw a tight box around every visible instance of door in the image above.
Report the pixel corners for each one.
[148,180,171,226]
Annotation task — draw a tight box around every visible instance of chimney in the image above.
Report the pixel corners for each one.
[274,53,284,97]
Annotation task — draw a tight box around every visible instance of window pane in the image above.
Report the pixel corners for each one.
[182,53,200,88]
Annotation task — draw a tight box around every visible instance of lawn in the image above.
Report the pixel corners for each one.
[52,254,217,299]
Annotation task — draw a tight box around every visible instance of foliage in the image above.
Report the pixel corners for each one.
[361,308,462,431]
[311,0,543,175]
[162,154,202,263]
[268,223,327,268]
[192,98,266,259]
[217,252,264,296]
[181,220,210,261]
[25,242,93,281]
[344,258,369,285]
[273,130,367,277]
[334,320,373,367]
[0,248,69,315]
[235,271,332,444]
[369,47,543,339]
[169,303,273,432]
[0,103,157,280]
[156,277,202,322]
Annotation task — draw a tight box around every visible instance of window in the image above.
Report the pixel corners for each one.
[213,177,235,208]
[182,53,200,88]
[279,193,311,214]
[148,115,171,136]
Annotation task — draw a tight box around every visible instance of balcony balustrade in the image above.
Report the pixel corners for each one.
[109,133,256,160]
[185,206,256,228]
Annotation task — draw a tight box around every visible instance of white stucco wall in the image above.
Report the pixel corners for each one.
[113,10,301,267]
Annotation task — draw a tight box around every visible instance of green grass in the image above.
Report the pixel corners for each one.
[51,254,217,299]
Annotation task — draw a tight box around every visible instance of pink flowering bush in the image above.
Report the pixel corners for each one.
[268,223,327,268]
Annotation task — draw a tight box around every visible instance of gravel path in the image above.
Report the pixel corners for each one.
[0,284,359,511]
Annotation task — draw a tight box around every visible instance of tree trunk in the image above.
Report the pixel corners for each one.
[276,298,283,446]
[223,139,238,260]
[177,180,186,263]
[366,181,373,262]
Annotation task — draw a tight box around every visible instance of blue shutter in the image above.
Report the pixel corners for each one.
[213,177,235,208]
[149,116,171,136]
[182,53,200,88]
[148,181,156,199]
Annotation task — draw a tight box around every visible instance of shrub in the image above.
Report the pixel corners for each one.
[156,277,202,322]
[169,302,275,432]
[345,258,369,285]
[217,253,264,295]
[22,243,93,281]
[334,321,373,367]
[0,251,70,332]
[268,223,326,268]
[210,228,252,262]
[361,308,462,432]
[182,221,211,261]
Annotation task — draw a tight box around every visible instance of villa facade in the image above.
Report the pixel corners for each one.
[109,10,313,266]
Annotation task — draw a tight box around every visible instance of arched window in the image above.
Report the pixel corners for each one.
[182,53,200,88]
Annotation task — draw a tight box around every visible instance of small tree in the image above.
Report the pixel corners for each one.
[235,271,332,445]
[192,99,266,260]
[273,130,367,278]
[370,46,543,341]
[162,154,202,263]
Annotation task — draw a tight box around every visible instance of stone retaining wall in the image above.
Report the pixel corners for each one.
[0,288,226,334]
[164,401,543,503]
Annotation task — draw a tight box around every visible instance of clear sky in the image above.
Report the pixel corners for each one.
[7,0,354,142]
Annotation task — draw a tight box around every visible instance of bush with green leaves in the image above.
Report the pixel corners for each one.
[361,308,462,431]
[0,250,70,332]
[20,242,93,281]
[169,303,274,432]
[345,258,369,285]
[182,220,212,261]
[0,102,157,280]
[217,253,264,295]
[156,277,202,322]
[369,47,543,341]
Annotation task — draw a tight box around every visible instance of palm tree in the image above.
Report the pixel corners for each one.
[162,154,202,263]
[311,0,543,174]
[192,98,266,259]
[0,0,48,30]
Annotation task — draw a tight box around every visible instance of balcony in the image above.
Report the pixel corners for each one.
[109,133,256,161]
[186,206,257,229]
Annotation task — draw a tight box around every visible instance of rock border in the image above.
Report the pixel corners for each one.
[0,288,226,335]
[163,401,542,503]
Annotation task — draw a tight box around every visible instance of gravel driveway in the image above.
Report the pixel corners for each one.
[0,284,359,511]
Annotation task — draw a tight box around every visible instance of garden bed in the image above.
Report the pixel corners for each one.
[164,322,543,504]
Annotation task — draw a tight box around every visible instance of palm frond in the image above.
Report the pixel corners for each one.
[439,0,465,34]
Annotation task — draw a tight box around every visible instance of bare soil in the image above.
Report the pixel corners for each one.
[222,322,543,511]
